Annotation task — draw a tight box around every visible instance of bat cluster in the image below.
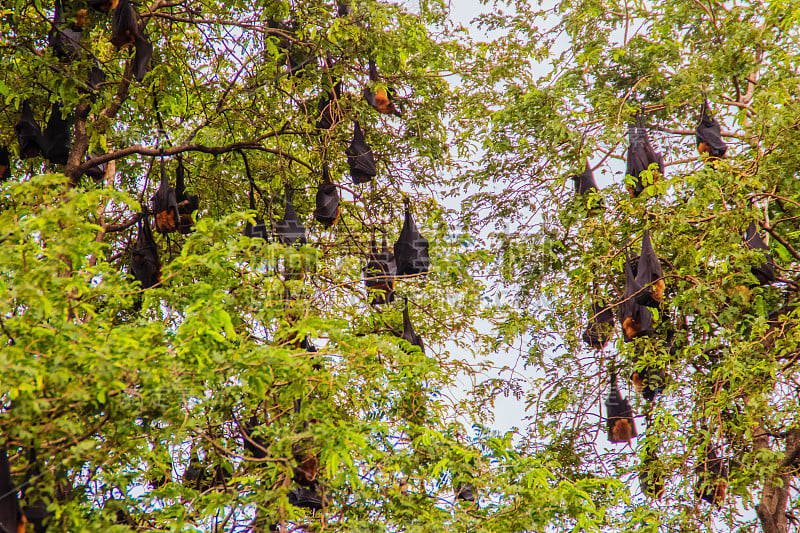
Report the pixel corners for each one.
[575,104,766,506]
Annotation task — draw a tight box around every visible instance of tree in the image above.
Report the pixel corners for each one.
[0,1,610,531]
[456,0,800,531]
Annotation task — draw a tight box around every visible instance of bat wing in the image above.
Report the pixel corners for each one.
[276,187,306,246]
[131,217,161,289]
[346,122,377,183]
[40,102,71,165]
[15,100,43,160]
[313,179,340,227]
[393,204,429,276]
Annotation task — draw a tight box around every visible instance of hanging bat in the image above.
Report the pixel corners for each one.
[582,300,614,350]
[625,115,664,198]
[292,439,320,487]
[695,432,727,505]
[570,160,598,195]
[88,60,106,90]
[364,59,401,117]
[337,1,353,16]
[182,448,207,490]
[40,102,71,165]
[695,102,727,159]
[175,157,199,234]
[0,446,25,533]
[111,0,142,47]
[87,0,116,11]
[0,146,10,182]
[605,371,637,443]
[85,153,107,182]
[454,482,476,502]
[151,157,179,234]
[132,33,153,82]
[639,446,665,499]
[346,121,377,184]
[634,229,665,307]
[394,198,430,277]
[241,414,267,460]
[276,185,307,247]
[240,151,270,241]
[288,487,326,510]
[401,297,424,354]
[130,215,161,289]
[15,100,42,160]
[631,359,665,401]
[49,0,82,60]
[620,250,654,341]
[743,221,775,285]
[364,234,396,304]
[316,79,342,130]
[313,165,340,228]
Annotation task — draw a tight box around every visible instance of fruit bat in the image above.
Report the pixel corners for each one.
[40,102,71,165]
[292,439,320,487]
[288,487,325,511]
[346,121,377,184]
[182,449,205,490]
[88,60,106,90]
[455,482,475,502]
[743,221,775,285]
[111,0,151,81]
[570,160,598,195]
[49,0,82,60]
[0,446,23,533]
[337,1,353,16]
[242,414,268,460]
[313,165,340,228]
[316,80,342,130]
[620,250,654,341]
[276,185,306,247]
[85,153,107,182]
[175,157,199,234]
[130,216,161,289]
[605,371,637,443]
[151,156,179,234]
[631,357,665,402]
[639,446,665,499]
[364,59,401,117]
[401,297,424,354]
[394,199,429,277]
[634,229,665,307]
[15,100,42,160]
[240,152,269,240]
[0,147,10,182]
[364,234,396,304]
[582,300,614,350]
[695,433,727,505]
[625,115,664,198]
[695,102,727,159]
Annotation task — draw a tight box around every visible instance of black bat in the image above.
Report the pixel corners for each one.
[401,297,424,354]
[743,221,775,285]
[570,160,598,195]
[364,234,396,304]
[111,0,151,81]
[130,215,161,289]
[313,165,340,228]
[175,157,199,234]
[346,121,377,184]
[15,100,42,160]
[639,446,664,499]
[582,300,614,350]
[275,185,306,247]
[455,482,476,502]
[620,250,654,341]
[316,79,342,130]
[337,1,353,16]
[49,0,82,60]
[88,60,106,90]
[0,446,22,533]
[288,487,326,511]
[625,115,664,198]
[151,156,180,234]
[634,229,665,307]
[292,439,320,488]
[631,359,665,402]
[363,59,401,117]
[604,371,637,443]
[85,153,107,182]
[695,431,727,505]
[0,146,10,182]
[40,102,71,165]
[696,102,727,159]
[240,151,269,241]
[394,199,429,277]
